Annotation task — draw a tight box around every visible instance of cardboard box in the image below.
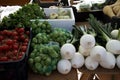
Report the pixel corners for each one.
[32,8,75,31]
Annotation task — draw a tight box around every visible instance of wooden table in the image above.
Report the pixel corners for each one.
[28,69,78,80]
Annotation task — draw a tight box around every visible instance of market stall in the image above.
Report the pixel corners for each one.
[0,0,120,80]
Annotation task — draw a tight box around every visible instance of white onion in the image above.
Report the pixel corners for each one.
[116,55,120,68]
[60,43,76,59]
[58,9,68,16]
[57,59,72,74]
[71,52,85,68]
[79,45,91,56]
[90,45,107,62]
[80,34,95,49]
[85,56,99,70]
[110,29,118,39]
[49,12,58,19]
[100,52,116,69]
[106,40,120,54]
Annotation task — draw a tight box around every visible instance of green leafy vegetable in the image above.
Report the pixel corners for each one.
[0,3,45,28]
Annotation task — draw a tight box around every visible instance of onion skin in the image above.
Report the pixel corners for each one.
[80,34,95,49]
[60,43,76,59]
[116,55,120,68]
[90,45,107,62]
[100,52,116,69]
[57,59,72,74]
[71,52,85,68]
[110,29,118,39]
[85,56,99,70]
[106,40,120,54]
[79,45,91,56]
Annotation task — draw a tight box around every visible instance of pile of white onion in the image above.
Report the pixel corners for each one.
[57,29,120,75]
[79,32,120,70]
[57,43,85,74]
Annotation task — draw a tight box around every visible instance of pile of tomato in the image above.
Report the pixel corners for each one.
[0,27,30,61]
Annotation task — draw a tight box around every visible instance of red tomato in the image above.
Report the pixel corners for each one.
[13,39,17,43]
[20,35,26,41]
[13,36,19,40]
[2,30,8,35]
[12,31,18,36]
[0,36,3,41]
[18,28,25,33]
[0,31,4,35]
[12,56,17,60]
[6,39,13,45]
[15,27,19,31]
[24,38,29,43]
[26,31,30,35]
[6,31,12,36]
[13,44,19,50]
[18,55,23,60]
[2,45,9,50]
[19,52,24,56]
[21,46,27,52]
[0,56,8,61]
[0,46,3,51]
[23,42,28,46]
[13,50,18,56]
[6,51,12,57]
[9,45,13,50]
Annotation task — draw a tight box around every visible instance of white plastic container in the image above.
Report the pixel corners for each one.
[32,8,75,31]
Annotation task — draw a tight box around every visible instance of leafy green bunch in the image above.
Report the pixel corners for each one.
[0,3,45,28]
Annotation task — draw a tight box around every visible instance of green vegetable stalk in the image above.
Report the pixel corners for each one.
[88,14,113,47]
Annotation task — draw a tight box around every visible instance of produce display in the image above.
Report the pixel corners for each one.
[67,14,120,71]
[86,14,119,69]
[57,43,85,74]
[0,3,73,76]
[28,20,72,76]
[31,20,72,46]
[1,2,120,78]
[0,27,30,61]
[55,14,120,75]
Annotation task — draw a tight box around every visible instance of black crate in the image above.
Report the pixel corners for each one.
[71,6,109,23]
[0,56,28,80]
[100,15,120,28]
[110,16,120,28]
[0,28,31,80]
